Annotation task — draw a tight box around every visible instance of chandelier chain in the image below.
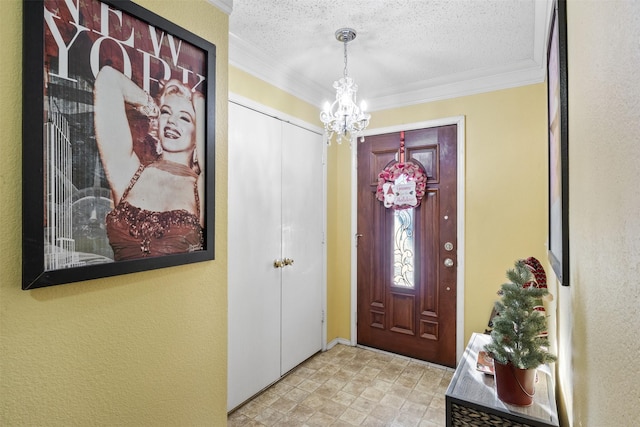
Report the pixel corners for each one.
[343,38,348,79]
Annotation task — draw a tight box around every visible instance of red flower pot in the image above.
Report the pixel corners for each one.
[493,360,536,406]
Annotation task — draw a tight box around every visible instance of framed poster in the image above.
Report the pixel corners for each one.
[23,0,216,289]
[547,0,569,286]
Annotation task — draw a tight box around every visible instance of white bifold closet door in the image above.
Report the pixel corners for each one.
[227,102,324,412]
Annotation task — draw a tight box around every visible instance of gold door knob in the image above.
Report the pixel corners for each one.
[274,259,284,268]
[283,258,294,266]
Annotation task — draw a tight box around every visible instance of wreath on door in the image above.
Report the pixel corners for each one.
[375,161,427,210]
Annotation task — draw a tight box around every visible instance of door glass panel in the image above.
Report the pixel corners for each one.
[392,209,415,289]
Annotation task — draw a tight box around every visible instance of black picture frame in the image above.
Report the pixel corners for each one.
[547,0,569,286]
[23,0,216,289]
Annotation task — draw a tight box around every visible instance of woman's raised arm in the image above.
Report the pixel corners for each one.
[94,66,156,203]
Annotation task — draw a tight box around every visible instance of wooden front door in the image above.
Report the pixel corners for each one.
[357,125,457,367]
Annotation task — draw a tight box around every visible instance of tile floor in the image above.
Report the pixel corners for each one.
[227,344,454,426]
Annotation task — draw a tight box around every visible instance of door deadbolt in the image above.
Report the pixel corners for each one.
[444,242,454,251]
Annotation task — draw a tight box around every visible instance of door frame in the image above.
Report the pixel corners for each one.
[228,92,329,352]
[350,116,466,362]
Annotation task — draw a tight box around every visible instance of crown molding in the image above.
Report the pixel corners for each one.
[369,61,546,111]
[229,32,329,107]
[207,0,233,15]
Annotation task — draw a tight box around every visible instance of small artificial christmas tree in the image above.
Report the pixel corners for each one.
[484,260,557,369]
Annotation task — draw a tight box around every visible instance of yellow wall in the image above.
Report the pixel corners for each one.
[0,1,229,425]
[229,66,319,124]
[555,1,640,425]
[328,84,550,345]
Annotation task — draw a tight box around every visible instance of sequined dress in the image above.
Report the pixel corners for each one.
[106,160,203,261]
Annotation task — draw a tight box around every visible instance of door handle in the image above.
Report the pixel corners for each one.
[444,258,454,268]
[283,258,294,266]
[274,259,284,268]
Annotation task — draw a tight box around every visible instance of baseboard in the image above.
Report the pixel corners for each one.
[326,337,352,350]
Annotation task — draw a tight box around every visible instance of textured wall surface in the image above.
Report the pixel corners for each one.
[556,1,640,426]
[0,1,229,425]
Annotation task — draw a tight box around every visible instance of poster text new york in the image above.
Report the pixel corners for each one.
[45,0,205,93]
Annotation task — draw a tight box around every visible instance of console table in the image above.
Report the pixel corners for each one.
[445,333,559,427]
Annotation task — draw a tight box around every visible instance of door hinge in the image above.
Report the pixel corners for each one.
[321,310,325,324]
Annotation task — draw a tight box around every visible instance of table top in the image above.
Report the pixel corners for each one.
[446,332,559,426]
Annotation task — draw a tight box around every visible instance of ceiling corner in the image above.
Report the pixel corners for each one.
[207,0,233,15]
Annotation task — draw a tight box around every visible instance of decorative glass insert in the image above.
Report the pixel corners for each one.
[393,209,415,288]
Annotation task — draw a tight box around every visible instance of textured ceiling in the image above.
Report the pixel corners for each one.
[227,0,553,111]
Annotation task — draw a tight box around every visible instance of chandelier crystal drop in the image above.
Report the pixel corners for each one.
[320,28,370,145]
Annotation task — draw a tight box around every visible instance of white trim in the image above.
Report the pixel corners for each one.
[228,93,328,353]
[350,137,359,347]
[326,337,352,351]
[321,132,328,352]
[350,116,467,364]
[229,92,323,135]
[369,65,544,112]
[229,33,328,107]
[206,0,233,15]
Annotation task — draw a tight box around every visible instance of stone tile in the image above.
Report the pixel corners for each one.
[349,396,377,414]
[369,404,398,423]
[371,378,393,393]
[342,379,369,396]
[298,378,322,393]
[285,386,310,403]
[287,403,316,422]
[253,406,283,426]
[228,344,452,427]
[292,365,316,378]
[252,389,280,407]
[406,389,435,406]
[236,400,269,419]
[401,400,428,418]
[304,411,336,427]
[391,412,421,427]
[332,390,358,407]
[270,381,294,397]
[300,393,328,410]
[397,372,420,388]
[281,373,306,387]
[314,380,342,398]
[361,415,388,427]
[360,386,385,402]
[318,399,348,418]
[379,392,406,410]
[270,396,297,414]
[340,407,368,425]
[422,405,446,425]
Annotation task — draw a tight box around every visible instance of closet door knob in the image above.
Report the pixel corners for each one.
[283,258,294,266]
[274,259,284,268]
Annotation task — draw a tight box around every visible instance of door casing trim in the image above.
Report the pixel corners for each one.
[351,116,466,363]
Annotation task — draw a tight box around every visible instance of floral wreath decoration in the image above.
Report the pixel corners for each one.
[375,161,427,210]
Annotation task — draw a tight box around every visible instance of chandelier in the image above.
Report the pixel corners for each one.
[320,28,370,144]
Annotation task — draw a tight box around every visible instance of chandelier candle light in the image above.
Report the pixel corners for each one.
[320,28,371,144]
